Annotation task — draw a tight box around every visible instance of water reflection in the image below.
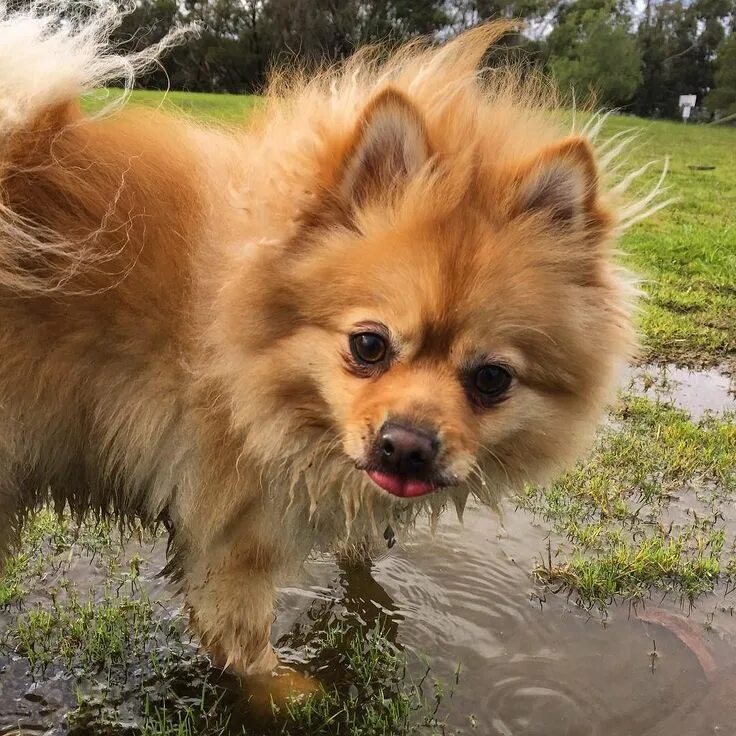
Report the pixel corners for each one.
[279,501,736,735]
[278,557,403,661]
[627,363,735,419]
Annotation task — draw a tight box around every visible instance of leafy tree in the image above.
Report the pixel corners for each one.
[111,0,182,89]
[29,0,730,118]
[634,0,734,118]
[546,1,642,107]
[706,32,736,117]
[446,0,554,31]
[263,0,448,66]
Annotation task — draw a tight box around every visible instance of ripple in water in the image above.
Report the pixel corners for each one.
[280,499,736,735]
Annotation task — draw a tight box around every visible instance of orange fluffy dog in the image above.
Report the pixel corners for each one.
[0,4,656,675]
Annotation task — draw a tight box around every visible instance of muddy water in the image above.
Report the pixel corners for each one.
[276,502,736,736]
[2,365,736,735]
[628,363,735,419]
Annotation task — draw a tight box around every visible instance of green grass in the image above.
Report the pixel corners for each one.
[600,114,736,369]
[140,697,234,736]
[271,620,456,736]
[7,575,154,675]
[518,391,736,607]
[0,510,123,608]
[83,88,260,123]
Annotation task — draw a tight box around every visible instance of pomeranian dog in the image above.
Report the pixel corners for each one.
[0,3,658,675]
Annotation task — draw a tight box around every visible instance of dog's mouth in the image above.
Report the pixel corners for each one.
[352,419,459,499]
[364,469,436,498]
[358,464,460,498]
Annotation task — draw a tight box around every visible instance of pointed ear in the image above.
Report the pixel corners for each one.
[511,137,607,232]
[338,88,430,208]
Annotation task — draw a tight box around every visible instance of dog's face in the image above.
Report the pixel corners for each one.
[221,89,634,501]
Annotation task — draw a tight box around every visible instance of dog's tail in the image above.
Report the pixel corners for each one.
[0,2,183,135]
[0,2,189,293]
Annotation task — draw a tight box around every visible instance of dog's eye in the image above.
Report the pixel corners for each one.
[470,364,512,405]
[350,332,388,365]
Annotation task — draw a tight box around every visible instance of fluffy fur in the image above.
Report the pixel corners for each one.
[0,3,659,674]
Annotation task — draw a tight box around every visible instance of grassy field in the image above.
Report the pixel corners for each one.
[2,90,734,734]
[520,386,736,606]
[523,113,736,606]
[606,115,736,369]
[86,88,261,122]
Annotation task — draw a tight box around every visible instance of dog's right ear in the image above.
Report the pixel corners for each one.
[337,88,431,209]
[508,136,609,236]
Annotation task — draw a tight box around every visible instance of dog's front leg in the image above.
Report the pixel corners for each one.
[183,536,280,676]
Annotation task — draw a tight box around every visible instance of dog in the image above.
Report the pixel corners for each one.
[0,3,656,675]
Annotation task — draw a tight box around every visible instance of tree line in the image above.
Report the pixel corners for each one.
[101,0,736,120]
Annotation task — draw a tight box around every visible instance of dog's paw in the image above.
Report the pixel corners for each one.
[245,663,322,713]
[206,640,279,675]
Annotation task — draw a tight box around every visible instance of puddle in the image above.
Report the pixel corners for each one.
[3,502,736,735]
[628,363,735,419]
[278,503,736,736]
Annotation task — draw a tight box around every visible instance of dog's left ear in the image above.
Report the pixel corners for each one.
[338,88,430,209]
[510,136,608,234]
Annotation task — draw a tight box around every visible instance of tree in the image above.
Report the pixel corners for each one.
[263,0,448,66]
[706,32,736,117]
[633,0,734,119]
[90,0,736,116]
[111,0,184,89]
[547,1,642,107]
[446,0,554,31]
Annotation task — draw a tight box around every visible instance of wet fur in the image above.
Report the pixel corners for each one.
[0,4,650,673]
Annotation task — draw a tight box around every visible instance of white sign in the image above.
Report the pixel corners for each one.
[679,94,696,122]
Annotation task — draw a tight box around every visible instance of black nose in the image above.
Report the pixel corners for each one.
[376,422,439,477]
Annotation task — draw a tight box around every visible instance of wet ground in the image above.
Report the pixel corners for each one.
[628,363,735,420]
[1,364,735,735]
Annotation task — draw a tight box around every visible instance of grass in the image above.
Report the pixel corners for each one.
[82,88,260,123]
[133,618,458,736]
[518,390,736,608]
[0,510,124,608]
[271,620,456,736]
[600,114,736,369]
[8,576,154,675]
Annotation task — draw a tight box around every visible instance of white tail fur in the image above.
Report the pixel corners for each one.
[0,1,190,294]
[0,1,187,134]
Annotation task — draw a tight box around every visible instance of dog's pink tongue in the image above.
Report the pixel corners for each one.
[366,470,435,498]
